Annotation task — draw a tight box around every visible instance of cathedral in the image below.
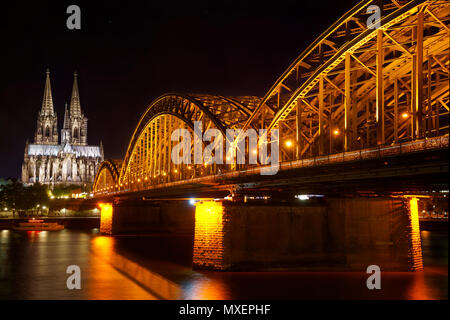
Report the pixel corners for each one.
[21,70,104,188]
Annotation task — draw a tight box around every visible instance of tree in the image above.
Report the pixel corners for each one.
[0,179,49,215]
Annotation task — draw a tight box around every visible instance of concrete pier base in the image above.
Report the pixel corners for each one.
[99,200,195,235]
[192,197,423,271]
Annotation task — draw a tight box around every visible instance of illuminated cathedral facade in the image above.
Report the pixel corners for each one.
[21,70,104,188]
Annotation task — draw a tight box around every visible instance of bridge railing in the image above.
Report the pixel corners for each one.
[95,135,448,196]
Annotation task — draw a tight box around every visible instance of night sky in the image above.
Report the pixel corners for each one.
[0,0,356,178]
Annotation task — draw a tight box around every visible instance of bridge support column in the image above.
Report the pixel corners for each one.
[192,197,423,271]
[99,200,195,235]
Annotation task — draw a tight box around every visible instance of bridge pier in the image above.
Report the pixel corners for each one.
[99,199,195,235]
[192,197,423,271]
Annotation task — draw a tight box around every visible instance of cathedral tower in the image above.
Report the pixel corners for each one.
[34,69,58,144]
[69,71,88,145]
[61,103,71,144]
[22,69,103,187]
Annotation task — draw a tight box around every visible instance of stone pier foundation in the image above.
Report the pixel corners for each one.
[192,197,423,271]
[99,200,195,235]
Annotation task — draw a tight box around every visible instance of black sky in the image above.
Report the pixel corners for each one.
[0,0,356,178]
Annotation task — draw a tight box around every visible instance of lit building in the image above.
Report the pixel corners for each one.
[21,69,104,188]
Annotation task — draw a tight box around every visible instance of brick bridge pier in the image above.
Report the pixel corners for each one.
[99,196,423,271]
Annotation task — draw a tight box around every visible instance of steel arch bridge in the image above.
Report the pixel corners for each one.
[93,0,449,195]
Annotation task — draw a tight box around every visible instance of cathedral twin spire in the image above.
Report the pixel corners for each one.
[69,71,82,118]
[35,69,88,146]
[41,69,55,116]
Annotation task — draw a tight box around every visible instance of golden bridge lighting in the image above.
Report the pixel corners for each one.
[401,112,409,119]
[333,128,340,136]
[285,140,293,148]
[99,203,113,234]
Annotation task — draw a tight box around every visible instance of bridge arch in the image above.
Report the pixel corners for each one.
[93,0,449,196]
[92,159,122,193]
[118,93,261,188]
[242,0,449,159]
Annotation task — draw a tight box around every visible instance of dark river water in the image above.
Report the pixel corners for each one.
[0,227,447,299]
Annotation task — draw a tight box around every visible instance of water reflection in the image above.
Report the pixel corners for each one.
[183,276,229,300]
[0,229,155,299]
[0,228,447,300]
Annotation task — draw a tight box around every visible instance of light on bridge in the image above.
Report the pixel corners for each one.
[401,112,409,119]
[285,140,293,148]
[333,128,340,136]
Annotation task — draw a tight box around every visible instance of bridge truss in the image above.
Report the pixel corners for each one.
[93,0,449,195]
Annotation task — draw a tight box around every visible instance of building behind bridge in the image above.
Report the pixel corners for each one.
[21,69,104,189]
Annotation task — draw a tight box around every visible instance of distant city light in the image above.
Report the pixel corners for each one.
[295,194,324,200]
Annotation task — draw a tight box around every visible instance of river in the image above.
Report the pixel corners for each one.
[0,227,447,299]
